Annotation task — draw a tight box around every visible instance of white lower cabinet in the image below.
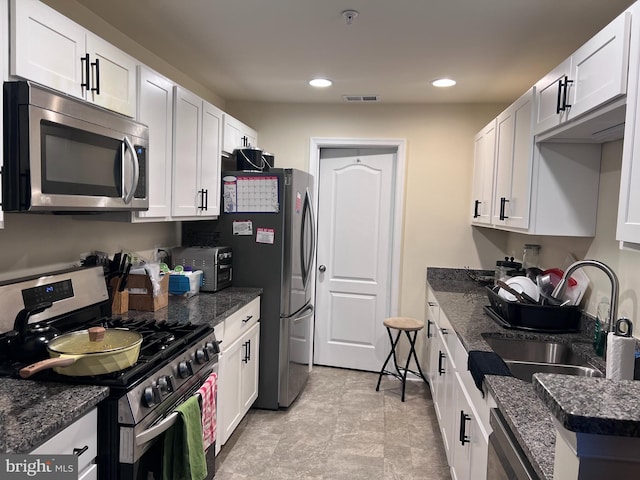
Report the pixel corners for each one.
[426,285,493,480]
[217,298,261,448]
[30,408,98,479]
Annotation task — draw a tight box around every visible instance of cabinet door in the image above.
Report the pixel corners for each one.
[218,338,243,446]
[200,101,223,217]
[533,58,571,135]
[172,86,201,217]
[452,373,488,480]
[134,66,173,220]
[618,5,640,245]
[223,114,258,153]
[240,322,260,412]
[471,120,496,225]
[85,33,137,117]
[11,0,85,99]
[31,408,98,474]
[433,331,457,465]
[493,89,534,230]
[568,11,630,120]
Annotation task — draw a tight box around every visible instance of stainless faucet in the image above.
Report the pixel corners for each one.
[552,259,619,332]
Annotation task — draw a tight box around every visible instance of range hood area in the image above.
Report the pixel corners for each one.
[537,97,627,143]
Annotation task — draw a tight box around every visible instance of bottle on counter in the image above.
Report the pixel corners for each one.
[522,244,541,270]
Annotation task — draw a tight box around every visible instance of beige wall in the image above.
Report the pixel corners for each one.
[230,103,640,333]
[506,139,640,337]
[227,101,509,320]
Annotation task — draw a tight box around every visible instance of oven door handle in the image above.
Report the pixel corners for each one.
[135,411,180,446]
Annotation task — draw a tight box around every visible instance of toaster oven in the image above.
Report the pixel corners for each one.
[171,246,232,292]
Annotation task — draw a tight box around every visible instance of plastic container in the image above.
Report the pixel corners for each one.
[485,286,581,332]
[169,270,203,298]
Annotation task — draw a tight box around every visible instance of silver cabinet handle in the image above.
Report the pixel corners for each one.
[319,265,326,272]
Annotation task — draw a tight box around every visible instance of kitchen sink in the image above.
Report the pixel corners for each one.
[483,336,584,365]
[504,360,602,383]
[483,335,603,383]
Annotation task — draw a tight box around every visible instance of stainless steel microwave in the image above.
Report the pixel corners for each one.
[3,81,149,212]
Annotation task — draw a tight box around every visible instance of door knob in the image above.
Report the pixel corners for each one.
[319,265,326,272]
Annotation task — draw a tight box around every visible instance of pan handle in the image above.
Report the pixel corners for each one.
[19,356,79,378]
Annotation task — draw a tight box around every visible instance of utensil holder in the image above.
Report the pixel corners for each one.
[111,289,129,315]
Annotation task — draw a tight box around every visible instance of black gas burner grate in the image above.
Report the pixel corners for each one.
[0,316,213,389]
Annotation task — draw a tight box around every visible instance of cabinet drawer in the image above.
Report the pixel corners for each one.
[222,297,260,349]
[31,408,97,473]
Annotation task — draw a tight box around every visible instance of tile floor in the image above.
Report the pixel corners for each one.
[215,366,451,479]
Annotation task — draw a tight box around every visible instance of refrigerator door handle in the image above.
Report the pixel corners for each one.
[300,187,316,289]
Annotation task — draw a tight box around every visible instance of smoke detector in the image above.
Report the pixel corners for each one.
[342,10,358,25]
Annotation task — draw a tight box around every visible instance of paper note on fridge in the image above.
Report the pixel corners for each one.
[256,227,275,244]
[232,220,253,236]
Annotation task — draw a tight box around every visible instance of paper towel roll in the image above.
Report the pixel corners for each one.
[606,332,636,380]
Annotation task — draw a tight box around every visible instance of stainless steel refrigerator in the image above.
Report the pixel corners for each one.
[184,168,315,409]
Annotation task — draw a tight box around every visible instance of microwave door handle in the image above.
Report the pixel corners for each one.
[122,135,139,204]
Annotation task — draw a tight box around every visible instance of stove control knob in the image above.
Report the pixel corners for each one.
[143,386,161,407]
[195,348,209,364]
[178,360,194,378]
[158,375,175,393]
[205,341,220,355]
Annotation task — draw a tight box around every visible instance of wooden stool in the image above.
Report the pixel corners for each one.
[375,317,428,401]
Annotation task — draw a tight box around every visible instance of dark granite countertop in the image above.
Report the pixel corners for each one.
[532,374,640,437]
[0,287,262,454]
[0,380,108,453]
[426,267,606,480]
[122,286,263,327]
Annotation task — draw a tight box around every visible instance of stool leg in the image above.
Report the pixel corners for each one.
[376,328,402,392]
[405,330,429,385]
[400,332,414,402]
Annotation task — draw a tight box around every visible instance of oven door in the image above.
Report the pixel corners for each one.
[487,408,539,480]
[121,367,217,480]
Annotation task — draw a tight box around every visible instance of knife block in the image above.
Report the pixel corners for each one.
[112,289,129,315]
[109,276,129,314]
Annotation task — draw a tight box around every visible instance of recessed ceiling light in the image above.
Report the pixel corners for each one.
[309,78,333,88]
[432,78,456,88]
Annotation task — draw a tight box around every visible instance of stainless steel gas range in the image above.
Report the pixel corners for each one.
[0,266,218,479]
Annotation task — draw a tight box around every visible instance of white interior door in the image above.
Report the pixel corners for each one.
[314,149,396,371]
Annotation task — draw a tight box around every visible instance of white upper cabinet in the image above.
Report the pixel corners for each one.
[134,66,174,221]
[534,10,631,136]
[617,2,640,246]
[10,0,136,117]
[84,33,136,116]
[223,114,258,155]
[172,87,223,219]
[492,88,535,230]
[533,58,572,135]
[471,120,496,226]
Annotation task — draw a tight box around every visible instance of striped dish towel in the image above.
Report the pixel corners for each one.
[197,371,217,451]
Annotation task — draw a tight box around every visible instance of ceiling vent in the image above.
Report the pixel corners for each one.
[342,95,380,103]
